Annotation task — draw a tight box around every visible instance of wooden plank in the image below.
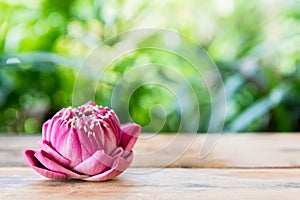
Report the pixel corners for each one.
[1,134,300,168]
[132,133,300,168]
[1,167,300,200]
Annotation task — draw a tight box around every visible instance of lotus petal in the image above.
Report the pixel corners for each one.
[38,140,70,167]
[23,149,67,180]
[121,123,141,152]
[73,150,113,176]
[34,150,88,179]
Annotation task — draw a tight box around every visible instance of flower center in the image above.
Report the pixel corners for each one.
[61,103,114,137]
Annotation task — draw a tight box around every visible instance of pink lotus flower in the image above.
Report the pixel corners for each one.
[23,101,141,181]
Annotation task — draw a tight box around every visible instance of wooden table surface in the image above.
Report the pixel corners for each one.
[1,133,300,199]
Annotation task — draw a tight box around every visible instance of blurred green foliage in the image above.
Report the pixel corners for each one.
[0,0,300,134]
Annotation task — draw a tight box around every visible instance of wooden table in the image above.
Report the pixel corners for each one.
[1,133,300,199]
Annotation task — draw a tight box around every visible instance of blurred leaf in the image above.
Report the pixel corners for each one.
[226,83,291,132]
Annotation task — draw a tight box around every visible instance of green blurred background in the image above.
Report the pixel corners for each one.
[0,0,300,134]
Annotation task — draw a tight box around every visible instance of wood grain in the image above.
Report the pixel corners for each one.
[1,167,300,200]
[1,134,300,199]
[1,133,300,168]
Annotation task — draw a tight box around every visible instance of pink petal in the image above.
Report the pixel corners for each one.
[84,168,122,182]
[43,117,57,141]
[42,120,49,141]
[103,127,119,154]
[84,157,123,181]
[84,154,132,181]
[73,150,113,176]
[116,152,134,171]
[52,126,83,168]
[38,140,70,167]
[46,116,64,146]
[23,149,67,180]
[120,123,141,152]
[92,124,108,151]
[44,113,65,142]
[111,147,124,158]
[34,150,88,179]
[76,125,103,160]
[50,119,67,147]
[103,111,121,144]
[32,166,68,180]
[23,149,43,168]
